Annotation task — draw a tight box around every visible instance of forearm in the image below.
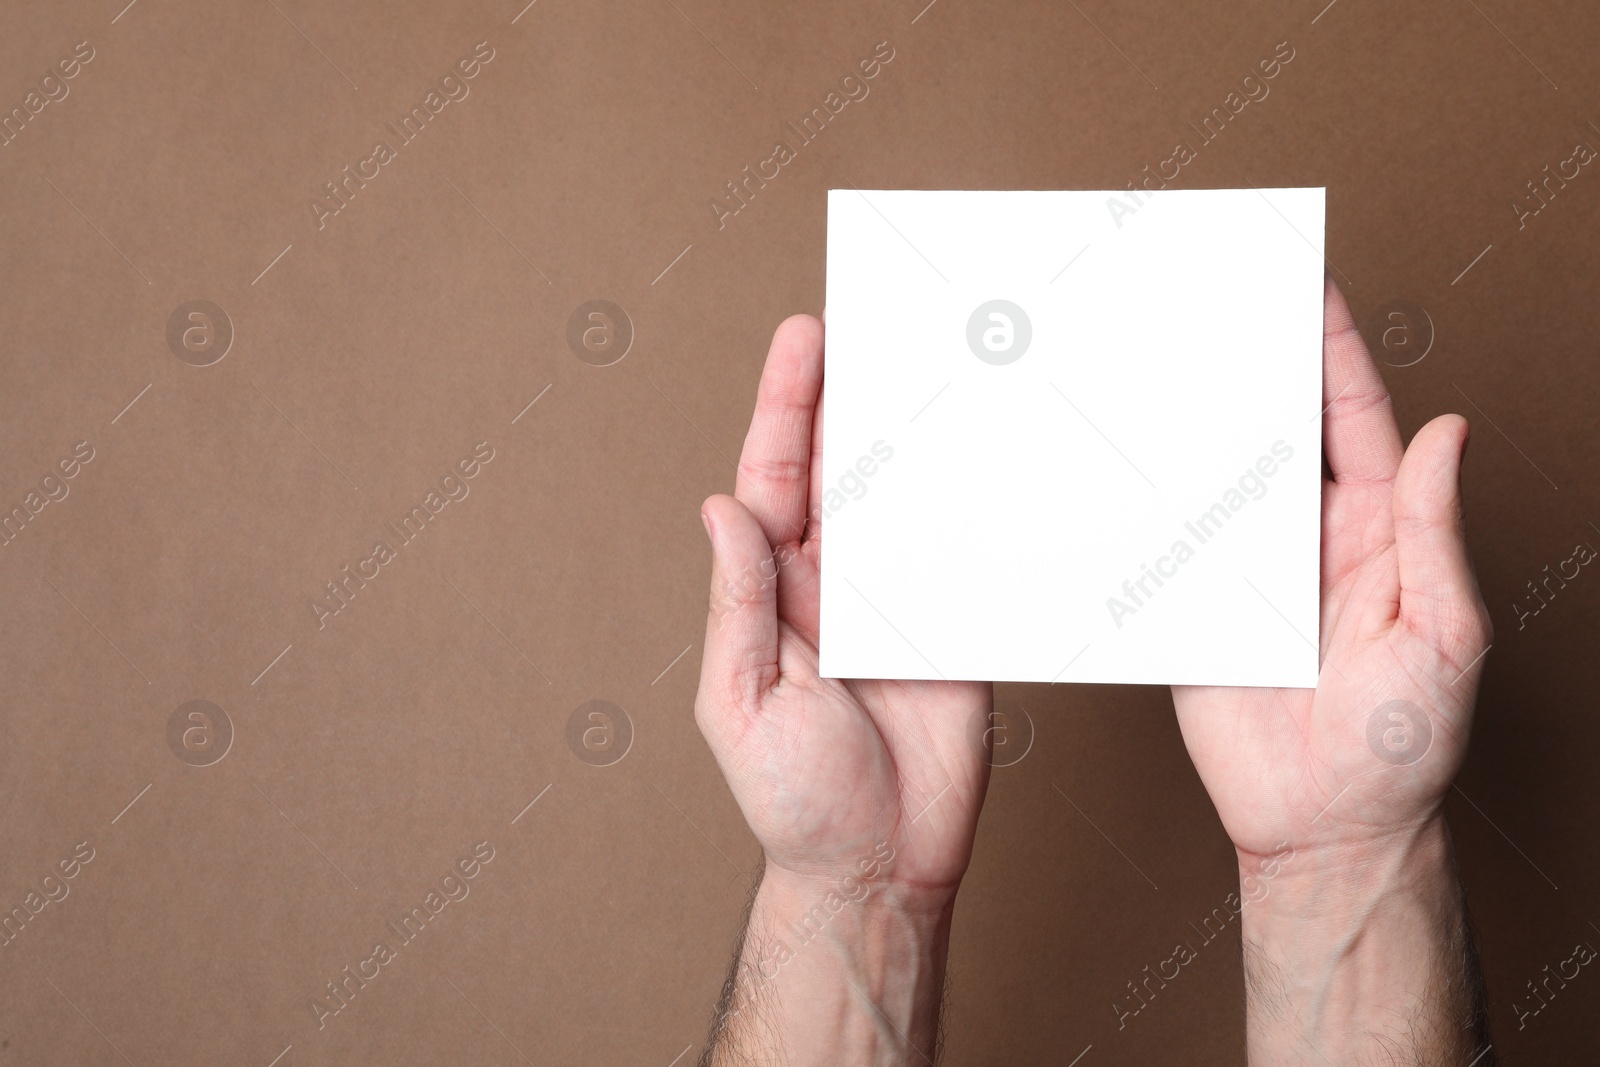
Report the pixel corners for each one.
[1239,817,1491,1065]
[703,861,955,1067]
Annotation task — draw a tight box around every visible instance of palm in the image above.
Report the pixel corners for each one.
[697,315,992,892]
[1172,281,1490,861]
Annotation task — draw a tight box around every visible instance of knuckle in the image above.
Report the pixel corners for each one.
[707,564,774,621]
[737,451,808,487]
[1330,385,1393,424]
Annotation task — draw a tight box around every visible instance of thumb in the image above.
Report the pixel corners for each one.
[697,493,780,722]
[1393,413,1492,665]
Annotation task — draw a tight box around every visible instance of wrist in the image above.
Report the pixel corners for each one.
[760,852,961,921]
[1236,816,1484,1062]
[1235,813,1454,914]
[750,860,957,997]
[709,861,955,1066]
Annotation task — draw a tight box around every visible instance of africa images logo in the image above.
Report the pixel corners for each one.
[966,300,1032,365]
[1366,700,1432,766]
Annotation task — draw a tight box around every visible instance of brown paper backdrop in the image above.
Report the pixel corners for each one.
[2,0,1597,1062]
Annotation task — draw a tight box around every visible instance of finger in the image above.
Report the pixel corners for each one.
[698,494,781,717]
[735,314,825,547]
[803,387,825,543]
[807,307,827,539]
[1322,276,1403,486]
[1393,414,1491,664]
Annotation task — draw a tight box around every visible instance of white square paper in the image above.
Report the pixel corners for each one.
[820,188,1325,687]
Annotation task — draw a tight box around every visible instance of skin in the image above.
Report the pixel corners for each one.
[694,278,1492,1065]
[1173,278,1494,1063]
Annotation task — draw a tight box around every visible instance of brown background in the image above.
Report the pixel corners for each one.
[1,0,1597,1063]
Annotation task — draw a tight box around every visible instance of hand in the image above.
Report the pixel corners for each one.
[1171,277,1494,1062]
[694,314,992,1065]
[696,313,993,897]
[1172,276,1490,869]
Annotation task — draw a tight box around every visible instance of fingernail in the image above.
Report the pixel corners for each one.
[701,508,714,540]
